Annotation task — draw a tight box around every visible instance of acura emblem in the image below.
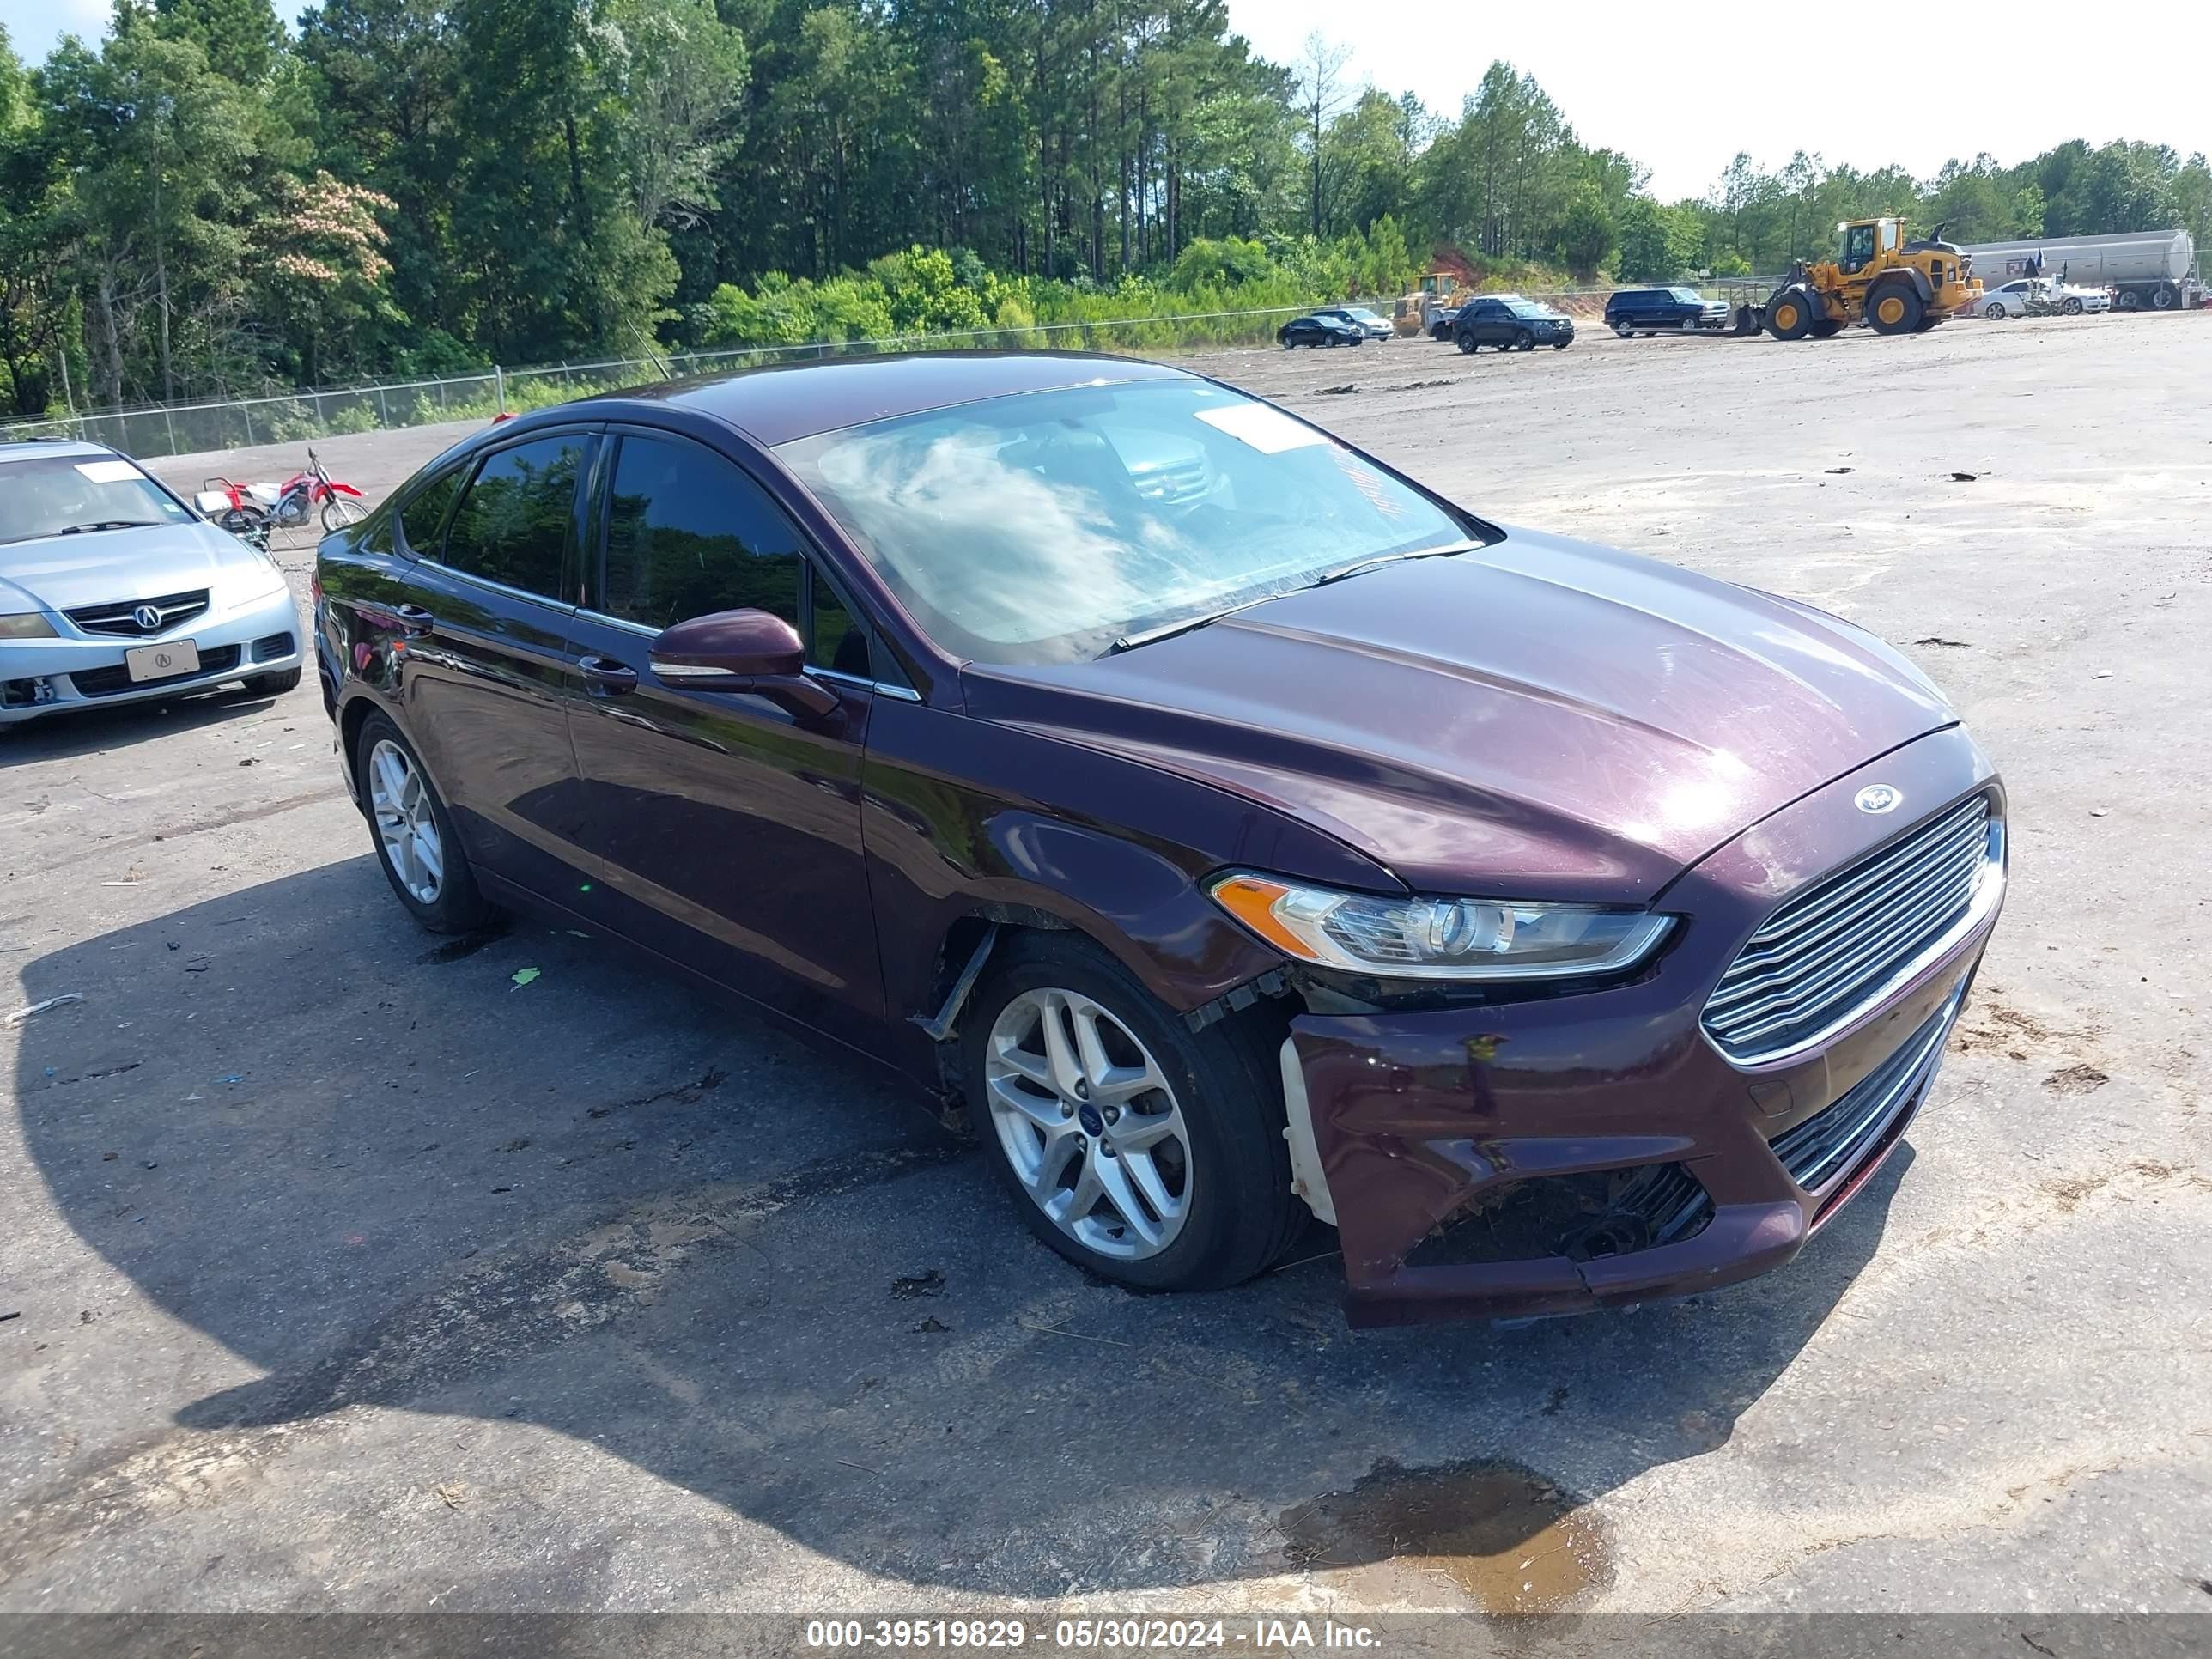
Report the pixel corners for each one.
[132,604,162,632]
[1856,784,1902,815]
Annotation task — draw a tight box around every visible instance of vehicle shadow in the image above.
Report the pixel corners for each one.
[11,860,1909,1600]
[1,682,299,763]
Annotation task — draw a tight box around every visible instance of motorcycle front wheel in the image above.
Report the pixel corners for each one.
[320,496,368,533]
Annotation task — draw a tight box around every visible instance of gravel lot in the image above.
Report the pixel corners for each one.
[5,315,2209,1625]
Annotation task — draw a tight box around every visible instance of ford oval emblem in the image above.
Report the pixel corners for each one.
[1856,784,1902,815]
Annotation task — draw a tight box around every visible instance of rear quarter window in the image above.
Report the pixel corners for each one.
[398,466,466,557]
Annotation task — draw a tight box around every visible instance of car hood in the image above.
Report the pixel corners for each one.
[0,521,276,615]
[964,528,1955,904]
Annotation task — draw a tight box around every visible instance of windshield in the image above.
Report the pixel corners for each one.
[777,380,1478,665]
[1670,288,1703,303]
[0,453,193,550]
[1341,308,1382,322]
[1503,301,1549,319]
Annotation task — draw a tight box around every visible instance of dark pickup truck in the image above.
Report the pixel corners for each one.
[1605,287,1731,336]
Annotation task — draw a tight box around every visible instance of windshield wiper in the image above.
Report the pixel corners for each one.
[58,520,161,535]
[1306,539,1483,592]
[1107,592,1279,656]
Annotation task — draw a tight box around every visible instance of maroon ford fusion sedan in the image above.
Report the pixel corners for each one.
[315,352,2006,1327]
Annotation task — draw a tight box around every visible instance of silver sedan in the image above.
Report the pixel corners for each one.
[0,440,303,727]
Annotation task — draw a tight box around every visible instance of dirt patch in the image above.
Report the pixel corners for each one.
[2043,1064,2110,1096]
[1279,1458,1608,1612]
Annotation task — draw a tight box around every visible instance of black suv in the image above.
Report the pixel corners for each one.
[1453,295,1575,353]
[1604,287,1730,337]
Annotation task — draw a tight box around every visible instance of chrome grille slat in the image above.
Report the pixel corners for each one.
[1731,797,1988,956]
[65,588,210,638]
[1704,794,1994,1062]
[1703,838,1986,1019]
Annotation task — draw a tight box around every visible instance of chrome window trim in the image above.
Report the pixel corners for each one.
[1707,818,2005,1071]
[809,665,921,702]
[420,559,576,615]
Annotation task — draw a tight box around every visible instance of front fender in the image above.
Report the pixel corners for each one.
[859,697,1399,1077]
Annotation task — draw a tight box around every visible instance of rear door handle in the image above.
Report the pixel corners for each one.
[392,604,434,636]
[579,655,639,696]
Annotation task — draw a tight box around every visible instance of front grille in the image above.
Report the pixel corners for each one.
[65,589,210,637]
[1704,794,1994,1062]
[70,645,240,698]
[1772,984,1960,1199]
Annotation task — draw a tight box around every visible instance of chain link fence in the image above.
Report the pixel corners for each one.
[0,301,1389,462]
[0,284,1748,462]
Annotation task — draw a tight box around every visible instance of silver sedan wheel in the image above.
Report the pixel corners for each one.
[368,738,444,905]
[983,988,1193,1260]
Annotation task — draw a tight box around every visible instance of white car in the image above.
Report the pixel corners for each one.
[0,439,303,727]
[1979,277,2109,318]
[2047,281,2111,314]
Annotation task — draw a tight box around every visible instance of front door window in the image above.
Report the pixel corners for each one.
[1840,223,1876,274]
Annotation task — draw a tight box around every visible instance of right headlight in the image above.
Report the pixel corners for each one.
[1208,872,1674,983]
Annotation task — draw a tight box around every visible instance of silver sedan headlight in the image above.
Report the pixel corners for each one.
[1208,872,1674,982]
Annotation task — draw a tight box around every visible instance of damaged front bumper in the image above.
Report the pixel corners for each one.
[1279,728,2006,1328]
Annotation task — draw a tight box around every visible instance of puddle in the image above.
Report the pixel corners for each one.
[1279,1458,1607,1612]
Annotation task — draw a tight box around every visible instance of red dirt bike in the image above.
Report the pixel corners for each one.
[271,447,367,533]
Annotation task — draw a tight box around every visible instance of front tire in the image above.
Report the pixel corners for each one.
[2063,297,2083,315]
[354,712,493,934]
[243,665,302,696]
[1765,289,1814,340]
[1513,330,1534,351]
[1985,301,2008,319]
[963,935,1301,1292]
[321,496,368,533]
[1868,282,1925,335]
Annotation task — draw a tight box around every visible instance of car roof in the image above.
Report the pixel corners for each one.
[566,350,1194,447]
[0,437,116,464]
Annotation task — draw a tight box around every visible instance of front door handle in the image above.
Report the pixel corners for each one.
[579,655,639,696]
[392,604,434,636]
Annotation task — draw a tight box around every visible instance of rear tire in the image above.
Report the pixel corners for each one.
[962,933,1301,1292]
[2153,281,2179,309]
[353,712,494,935]
[2116,289,2142,311]
[1455,331,1478,355]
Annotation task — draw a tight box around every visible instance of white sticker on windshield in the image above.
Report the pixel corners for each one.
[1194,403,1327,454]
[76,459,143,484]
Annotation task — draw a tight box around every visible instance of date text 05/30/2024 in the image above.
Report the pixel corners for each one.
[804,1618,1383,1650]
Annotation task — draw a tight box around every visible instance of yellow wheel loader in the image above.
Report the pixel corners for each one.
[1762,217,1983,340]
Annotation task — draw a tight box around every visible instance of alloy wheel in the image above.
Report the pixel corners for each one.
[368,738,445,905]
[983,988,1192,1260]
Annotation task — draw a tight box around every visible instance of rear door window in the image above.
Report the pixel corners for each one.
[440,435,587,599]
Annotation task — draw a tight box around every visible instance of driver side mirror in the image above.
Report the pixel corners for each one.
[648,608,841,720]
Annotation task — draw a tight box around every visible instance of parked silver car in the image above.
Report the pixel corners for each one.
[0,439,302,727]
